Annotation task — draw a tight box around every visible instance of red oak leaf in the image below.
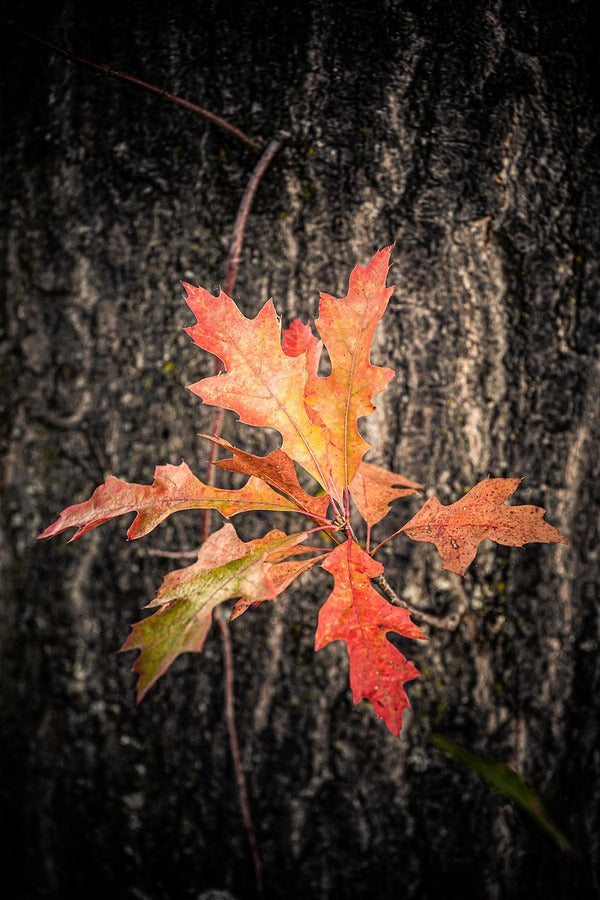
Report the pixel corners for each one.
[350,460,422,527]
[315,538,426,736]
[37,461,301,542]
[400,478,568,575]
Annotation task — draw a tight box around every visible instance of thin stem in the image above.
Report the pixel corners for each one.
[223,131,291,297]
[4,20,260,151]
[224,136,334,493]
[343,486,352,534]
[147,548,198,559]
[370,526,405,557]
[203,130,290,900]
[215,611,264,898]
[373,574,468,631]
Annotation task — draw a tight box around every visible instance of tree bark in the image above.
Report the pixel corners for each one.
[1,1,598,898]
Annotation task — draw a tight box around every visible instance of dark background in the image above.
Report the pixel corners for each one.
[1,1,599,898]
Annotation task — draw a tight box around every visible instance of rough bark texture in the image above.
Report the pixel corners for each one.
[1,1,599,898]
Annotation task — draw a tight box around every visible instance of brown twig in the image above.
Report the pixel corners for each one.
[148,133,290,899]
[214,611,264,896]
[147,548,198,559]
[374,573,468,631]
[145,136,290,898]
[370,526,405,558]
[201,129,291,504]
[4,19,260,151]
[223,130,291,296]
[203,130,290,900]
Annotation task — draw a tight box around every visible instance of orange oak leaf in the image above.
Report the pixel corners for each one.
[37,461,301,542]
[184,285,330,488]
[120,525,313,700]
[315,538,426,736]
[400,478,568,576]
[350,460,422,527]
[201,434,330,521]
[305,246,395,491]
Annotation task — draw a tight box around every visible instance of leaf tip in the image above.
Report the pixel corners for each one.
[134,683,148,705]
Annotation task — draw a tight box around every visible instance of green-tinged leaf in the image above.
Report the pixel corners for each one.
[231,550,328,620]
[430,734,574,853]
[121,524,313,701]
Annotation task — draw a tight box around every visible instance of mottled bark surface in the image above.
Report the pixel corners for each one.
[1,1,599,898]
